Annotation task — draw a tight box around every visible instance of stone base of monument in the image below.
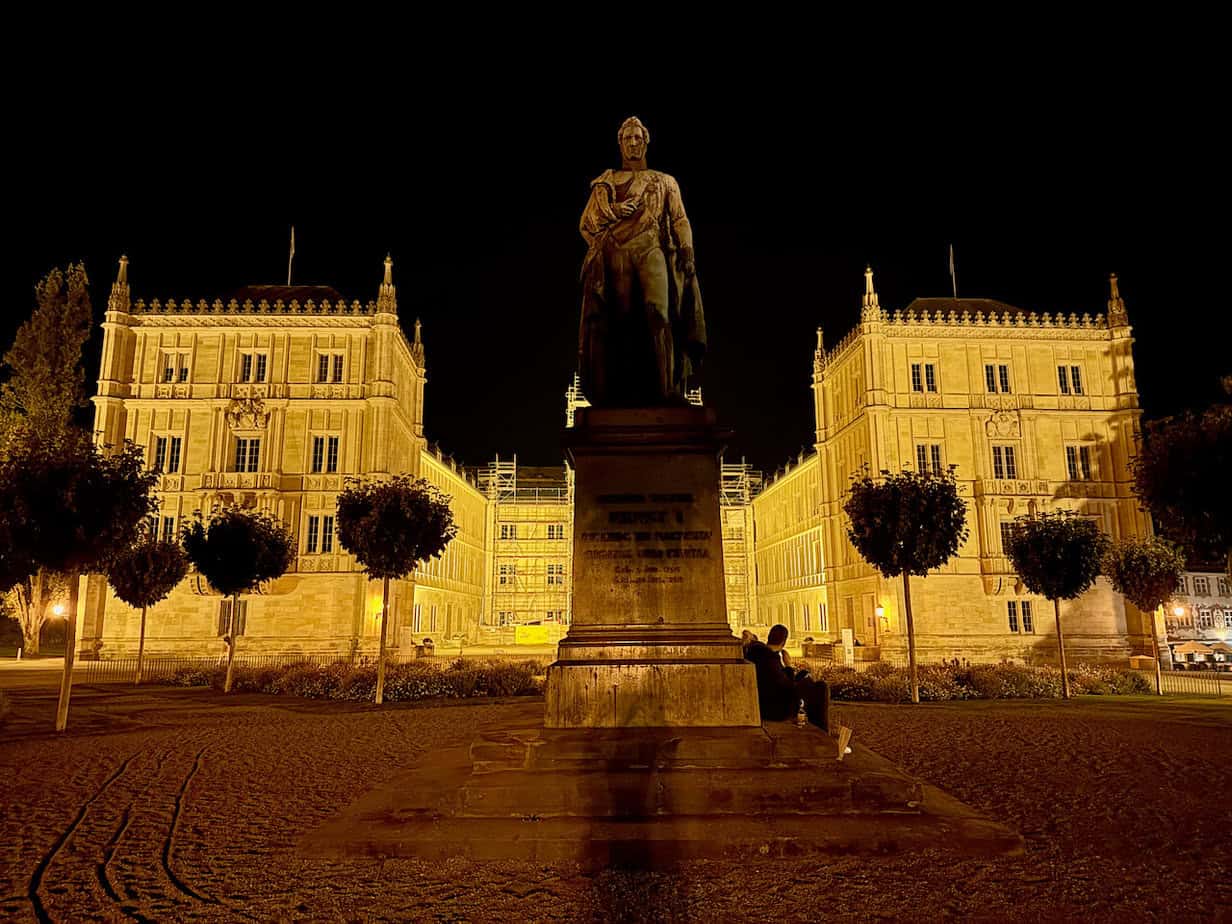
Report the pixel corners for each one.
[545,405,761,729]
[303,701,1022,865]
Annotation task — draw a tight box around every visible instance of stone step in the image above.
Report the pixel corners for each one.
[458,765,922,819]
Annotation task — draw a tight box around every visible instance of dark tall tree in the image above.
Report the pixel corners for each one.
[181,507,295,693]
[0,263,93,441]
[1103,535,1187,695]
[1,264,96,657]
[106,525,190,684]
[336,475,457,704]
[843,467,969,704]
[1131,398,1232,577]
[0,431,158,729]
[1006,511,1108,699]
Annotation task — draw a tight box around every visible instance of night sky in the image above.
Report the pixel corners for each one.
[9,50,1226,475]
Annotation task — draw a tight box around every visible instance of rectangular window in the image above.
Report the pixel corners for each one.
[500,524,517,540]
[1058,366,1070,395]
[1070,366,1083,395]
[999,364,1011,393]
[1175,576,1187,594]
[241,353,253,383]
[327,436,339,473]
[317,354,330,383]
[217,599,247,637]
[985,364,997,394]
[1219,578,1230,596]
[1079,446,1092,480]
[818,603,827,632]
[178,355,189,382]
[911,363,923,393]
[499,563,517,585]
[1066,446,1079,480]
[306,516,320,553]
[916,445,928,472]
[547,564,565,586]
[1194,576,1211,596]
[332,354,344,383]
[916,444,943,474]
[992,445,1018,480]
[413,603,422,633]
[311,436,325,473]
[162,516,175,542]
[321,515,334,553]
[547,524,564,540]
[1007,600,1019,633]
[234,439,260,473]
[430,605,437,632]
[154,436,168,472]
[930,444,942,473]
[1000,522,1015,553]
[1021,600,1034,633]
[163,355,175,383]
[256,354,267,383]
[167,437,181,474]
[925,364,937,392]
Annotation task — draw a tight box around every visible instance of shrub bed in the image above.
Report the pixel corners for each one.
[797,661,1153,702]
[166,658,545,703]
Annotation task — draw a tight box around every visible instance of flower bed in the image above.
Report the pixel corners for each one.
[798,661,1153,702]
[166,658,545,702]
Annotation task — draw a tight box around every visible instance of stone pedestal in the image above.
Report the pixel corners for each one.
[544,406,760,728]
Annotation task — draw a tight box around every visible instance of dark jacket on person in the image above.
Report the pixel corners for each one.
[744,641,797,721]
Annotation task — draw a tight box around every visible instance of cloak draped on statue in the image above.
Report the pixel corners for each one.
[577,167,706,407]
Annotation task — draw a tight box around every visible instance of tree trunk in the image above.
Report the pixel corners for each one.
[135,606,147,685]
[1053,598,1071,699]
[375,576,390,705]
[54,571,80,732]
[224,594,238,694]
[903,573,919,704]
[1151,606,1163,696]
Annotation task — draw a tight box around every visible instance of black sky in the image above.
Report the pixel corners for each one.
[9,36,1227,475]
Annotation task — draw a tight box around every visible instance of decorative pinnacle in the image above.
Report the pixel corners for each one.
[117,254,128,286]
[414,318,422,345]
[816,327,825,352]
[861,265,882,321]
[1107,272,1127,327]
[383,253,393,287]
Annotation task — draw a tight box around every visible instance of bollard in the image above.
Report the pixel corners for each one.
[16,647,22,660]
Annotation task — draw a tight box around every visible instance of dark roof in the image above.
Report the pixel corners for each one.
[516,466,569,487]
[227,285,346,304]
[903,297,1023,316]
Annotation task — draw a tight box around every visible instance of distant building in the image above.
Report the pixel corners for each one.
[1166,570,1232,667]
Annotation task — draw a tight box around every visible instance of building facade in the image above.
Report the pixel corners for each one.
[82,256,481,658]
[803,269,1154,663]
[1166,570,1232,666]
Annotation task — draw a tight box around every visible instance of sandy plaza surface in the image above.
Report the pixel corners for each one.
[1,676,1229,922]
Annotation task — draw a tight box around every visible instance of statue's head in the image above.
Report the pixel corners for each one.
[618,116,649,164]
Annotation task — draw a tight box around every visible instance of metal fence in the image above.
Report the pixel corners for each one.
[1152,669,1232,697]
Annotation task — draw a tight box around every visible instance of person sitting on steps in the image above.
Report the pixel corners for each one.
[744,623,830,733]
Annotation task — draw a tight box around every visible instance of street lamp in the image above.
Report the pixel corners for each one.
[52,604,65,617]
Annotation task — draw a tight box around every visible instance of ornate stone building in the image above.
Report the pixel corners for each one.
[82,256,483,657]
[802,268,1154,662]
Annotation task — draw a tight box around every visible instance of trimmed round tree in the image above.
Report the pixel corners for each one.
[843,467,969,704]
[335,475,457,705]
[1006,511,1108,699]
[181,507,295,693]
[0,430,158,730]
[106,526,190,684]
[1103,536,1187,695]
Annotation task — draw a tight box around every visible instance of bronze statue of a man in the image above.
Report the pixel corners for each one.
[578,116,706,407]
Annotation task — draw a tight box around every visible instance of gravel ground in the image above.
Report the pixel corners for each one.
[1,682,1228,922]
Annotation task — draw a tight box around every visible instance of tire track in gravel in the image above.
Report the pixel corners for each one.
[27,751,140,924]
[162,745,217,906]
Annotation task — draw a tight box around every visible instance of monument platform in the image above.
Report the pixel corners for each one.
[303,701,1022,866]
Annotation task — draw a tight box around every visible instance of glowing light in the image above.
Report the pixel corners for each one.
[52,604,65,617]
[875,605,886,619]
[1172,605,1185,617]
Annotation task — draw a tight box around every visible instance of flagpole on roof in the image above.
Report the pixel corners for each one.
[287,226,296,286]
[948,243,958,299]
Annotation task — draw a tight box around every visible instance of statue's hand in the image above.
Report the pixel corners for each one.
[614,199,640,219]
[677,247,696,278]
